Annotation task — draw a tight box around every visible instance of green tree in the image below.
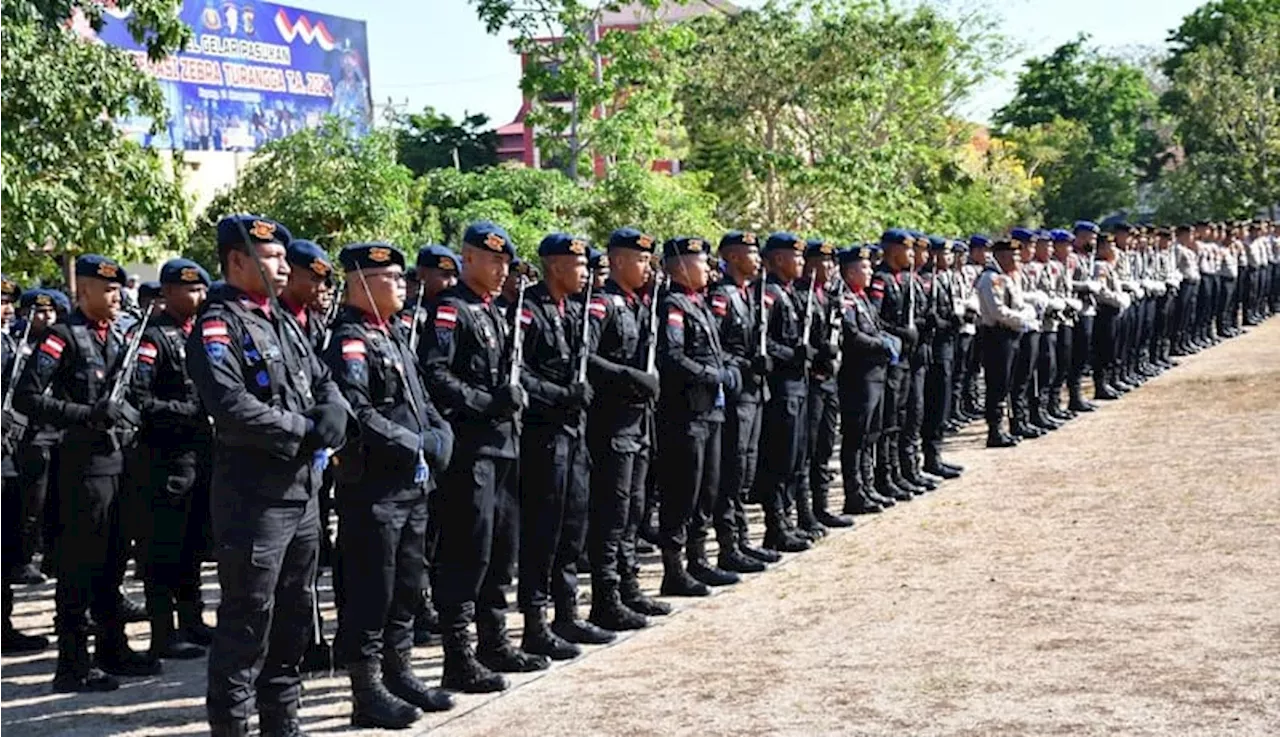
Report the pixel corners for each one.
[1162,10,1280,218]
[417,164,591,260]
[393,106,499,176]
[583,162,723,244]
[188,118,419,270]
[470,0,695,178]
[1,0,192,283]
[679,0,1010,240]
[994,34,1163,223]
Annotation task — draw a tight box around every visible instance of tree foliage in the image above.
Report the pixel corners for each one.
[679,0,1012,241]
[993,34,1163,224]
[469,0,694,178]
[1,0,192,282]
[188,118,419,270]
[1163,9,1280,218]
[393,106,499,177]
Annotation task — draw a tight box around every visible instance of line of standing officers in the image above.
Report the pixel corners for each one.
[2,213,1276,737]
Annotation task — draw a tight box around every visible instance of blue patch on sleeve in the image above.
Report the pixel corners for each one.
[36,351,57,371]
[345,359,367,383]
[205,342,228,361]
[255,370,270,387]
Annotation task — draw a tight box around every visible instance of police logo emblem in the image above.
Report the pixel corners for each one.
[369,247,392,263]
[250,220,276,240]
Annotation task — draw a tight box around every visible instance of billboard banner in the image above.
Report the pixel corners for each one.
[90,1,372,151]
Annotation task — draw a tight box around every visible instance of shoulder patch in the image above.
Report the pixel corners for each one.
[667,307,685,327]
[435,305,458,330]
[138,340,158,365]
[711,293,728,316]
[589,296,608,320]
[202,319,230,344]
[341,338,367,361]
[39,334,66,359]
[519,307,534,327]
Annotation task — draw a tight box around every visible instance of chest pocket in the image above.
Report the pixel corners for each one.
[365,332,400,407]
[158,326,195,398]
[67,325,110,403]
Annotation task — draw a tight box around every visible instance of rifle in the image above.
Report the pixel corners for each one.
[108,302,157,405]
[576,276,592,383]
[2,311,35,454]
[645,270,665,376]
[509,275,529,386]
[756,272,768,359]
[800,272,818,346]
[407,281,425,354]
[318,278,344,352]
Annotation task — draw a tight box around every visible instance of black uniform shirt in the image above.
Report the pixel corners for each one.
[709,277,764,396]
[133,311,209,448]
[585,278,653,442]
[516,281,590,435]
[187,283,347,502]
[657,284,725,422]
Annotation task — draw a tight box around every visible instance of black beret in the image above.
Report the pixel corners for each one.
[1,275,20,300]
[75,254,127,285]
[763,232,805,254]
[719,230,760,252]
[462,221,516,257]
[607,227,656,253]
[286,240,334,278]
[20,288,69,312]
[990,239,1017,253]
[160,258,211,286]
[663,236,710,260]
[339,243,406,272]
[538,233,591,258]
[805,238,838,258]
[416,244,460,273]
[216,215,292,250]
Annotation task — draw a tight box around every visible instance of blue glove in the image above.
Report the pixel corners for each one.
[718,366,740,394]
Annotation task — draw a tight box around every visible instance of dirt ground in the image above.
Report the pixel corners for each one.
[4,319,1278,737]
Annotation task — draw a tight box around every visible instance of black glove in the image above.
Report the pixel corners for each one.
[718,366,741,395]
[815,343,837,364]
[798,345,818,363]
[91,398,141,429]
[305,403,348,449]
[491,384,528,416]
[628,367,660,400]
[568,381,594,409]
[750,354,773,376]
[901,326,919,346]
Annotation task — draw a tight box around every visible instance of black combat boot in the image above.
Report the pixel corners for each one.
[874,444,910,502]
[716,531,767,573]
[659,549,712,596]
[813,485,854,528]
[412,591,441,646]
[794,485,829,539]
[734,518,781,562]
[382,647,455,713]
[349,657,421,729]
[260,702,308,737]
[521,607,580,660]
[440,630,507,693]
[209,720,250,737]
[986,415,1018,448]
[477,618,551,673]
[922,449,961,480]
[176,599,214,648]
[588,586,649,631]
[686,538,740,587]
[147,594,205,660]
[52,629,118,693]
[551,598,616,645]
[619,575,672,616]
[95,626,162,677]
[860,448,894,509]
[1093,368,1120,400]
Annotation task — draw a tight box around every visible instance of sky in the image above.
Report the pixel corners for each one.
[298,0,1209,128]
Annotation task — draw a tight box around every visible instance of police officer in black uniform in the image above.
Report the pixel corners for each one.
[192,216,350,737]
[655,236,739,596]
[755,232,815,553]
[15,255,159,692]
[708,231,778,573]
[836,246,896,516]
[797,238,852,534]
[515,233,625,663]
[9,288,66,588]
[584,228,671,622]
[2,278,52,655]
[131,258,215,663]
[324,243,456,729]
[868,230,926,501]
[920,237,965,479]
[279,240,334,349]
[420,221,548,694]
